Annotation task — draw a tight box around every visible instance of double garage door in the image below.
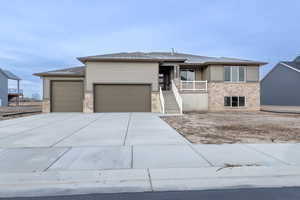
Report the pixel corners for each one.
[51,81,151,112]
[94,84,151,112]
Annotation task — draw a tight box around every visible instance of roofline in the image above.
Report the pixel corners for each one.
[203,61,267,66]
[0,68,21,80]
[33,73,85,77]
[261,62,300,82]
[177,62,267,66]
[78,57,267,66]
[77,57,187,63]
[280,62,300,73]
[261,63,280,82]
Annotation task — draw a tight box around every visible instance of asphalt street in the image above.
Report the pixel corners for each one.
[3,187,300,200]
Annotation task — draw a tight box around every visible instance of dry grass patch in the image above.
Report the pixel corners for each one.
[162,112,300,144]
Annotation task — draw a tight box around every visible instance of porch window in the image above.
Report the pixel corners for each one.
[224,96,246,107]
[180,69,195,81]
[224,66,245,82]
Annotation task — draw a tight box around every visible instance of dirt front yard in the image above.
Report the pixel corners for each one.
[0,102,42,120]
[162,112,300,144]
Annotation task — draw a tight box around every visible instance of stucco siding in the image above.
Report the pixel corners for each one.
[43,77,85,100]
[247,66,259,82]
[195,68,202,80]
[209,65,224,81]
[0,72,8,106]
[181,93,208,111]
[261,64,300,106]
[85,61,159,92]
[203,66,210,81]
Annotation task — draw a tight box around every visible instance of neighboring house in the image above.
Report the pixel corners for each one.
[0,68,21,106]
[34,52,266,113]
[261,56,300,106]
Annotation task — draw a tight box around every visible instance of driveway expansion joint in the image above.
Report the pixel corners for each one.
[43,147,72,172]
[242,144,291,166]
[147,168,154,191]
[50,114,105,147]
[123,112,132,146]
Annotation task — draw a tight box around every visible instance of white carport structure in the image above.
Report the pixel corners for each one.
[0,68,22,106]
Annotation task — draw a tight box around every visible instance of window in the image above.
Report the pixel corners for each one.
[224,67,231,81]
[224,66,245,82]
[180,69,195,81]
[239,96,245,107]
[224,96,231,106]
[224,96,246,107]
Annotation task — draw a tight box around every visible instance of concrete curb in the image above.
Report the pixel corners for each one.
[1,166,300,197]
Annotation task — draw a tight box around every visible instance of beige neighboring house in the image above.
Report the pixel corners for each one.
[34,52,267,114]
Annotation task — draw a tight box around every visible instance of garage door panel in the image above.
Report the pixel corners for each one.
[94,84,151,112]
[51,81,83,112]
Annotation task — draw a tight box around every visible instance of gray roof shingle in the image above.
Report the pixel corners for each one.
[78,52,266,65]
[0,68,21,80]
[35,52,266,77]
[33,66,85,77]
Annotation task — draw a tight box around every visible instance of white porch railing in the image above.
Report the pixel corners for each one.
[159,86,165,114]
[171,80,183,114]
[180,80,207,92]
[8,88,23,94]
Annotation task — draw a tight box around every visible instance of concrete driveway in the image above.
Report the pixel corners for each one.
[0,113,300,172]
[1,113,300,197]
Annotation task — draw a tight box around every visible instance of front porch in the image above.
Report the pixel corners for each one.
[159,65,209,114]
[159,65,208,93]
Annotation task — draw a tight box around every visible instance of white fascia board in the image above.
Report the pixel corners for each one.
[280,62,300,73]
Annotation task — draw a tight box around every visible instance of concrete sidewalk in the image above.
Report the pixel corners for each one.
[0,142,300,197]
[1,165,300,197]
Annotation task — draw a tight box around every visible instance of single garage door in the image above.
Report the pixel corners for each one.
[51,81,83,112]
[94,84,151,112]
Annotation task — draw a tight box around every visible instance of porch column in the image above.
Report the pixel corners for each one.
[17,80,20,106]
[173,64,180,88]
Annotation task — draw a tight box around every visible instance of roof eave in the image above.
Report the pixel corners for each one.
[33,73,85,77]
[203,61,268,66]
[176,61,267,66]
[77,57,186,63]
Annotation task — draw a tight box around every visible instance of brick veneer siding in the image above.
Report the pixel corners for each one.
[208,82,260,111]
[42,99,50,113]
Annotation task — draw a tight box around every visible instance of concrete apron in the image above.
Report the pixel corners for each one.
[1,166,300,197]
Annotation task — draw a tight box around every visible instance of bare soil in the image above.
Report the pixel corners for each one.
[0,101,42,120]
[161,112,300,144]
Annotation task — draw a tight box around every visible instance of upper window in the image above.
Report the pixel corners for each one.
[224,66,245,82]
[180,69,195,81]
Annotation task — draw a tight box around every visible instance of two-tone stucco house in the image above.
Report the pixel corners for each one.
[261,56,300,106]
[0,68,21,107]
[34,52,266,114]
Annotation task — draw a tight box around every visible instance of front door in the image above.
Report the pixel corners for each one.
[159,70,171,90]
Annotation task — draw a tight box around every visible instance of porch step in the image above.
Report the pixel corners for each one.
[162,91,181,114]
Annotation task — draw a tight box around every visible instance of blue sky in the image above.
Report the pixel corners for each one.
[0,0,299,98]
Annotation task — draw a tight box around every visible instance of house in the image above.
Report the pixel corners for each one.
[0,68,22,106]
[261,56,300,106]
[34,52,266,113]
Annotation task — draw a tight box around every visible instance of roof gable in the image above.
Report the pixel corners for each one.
[293,56,300,63]
[0,68,21,80]
[281,62,300,72]
[33,66,85,77]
